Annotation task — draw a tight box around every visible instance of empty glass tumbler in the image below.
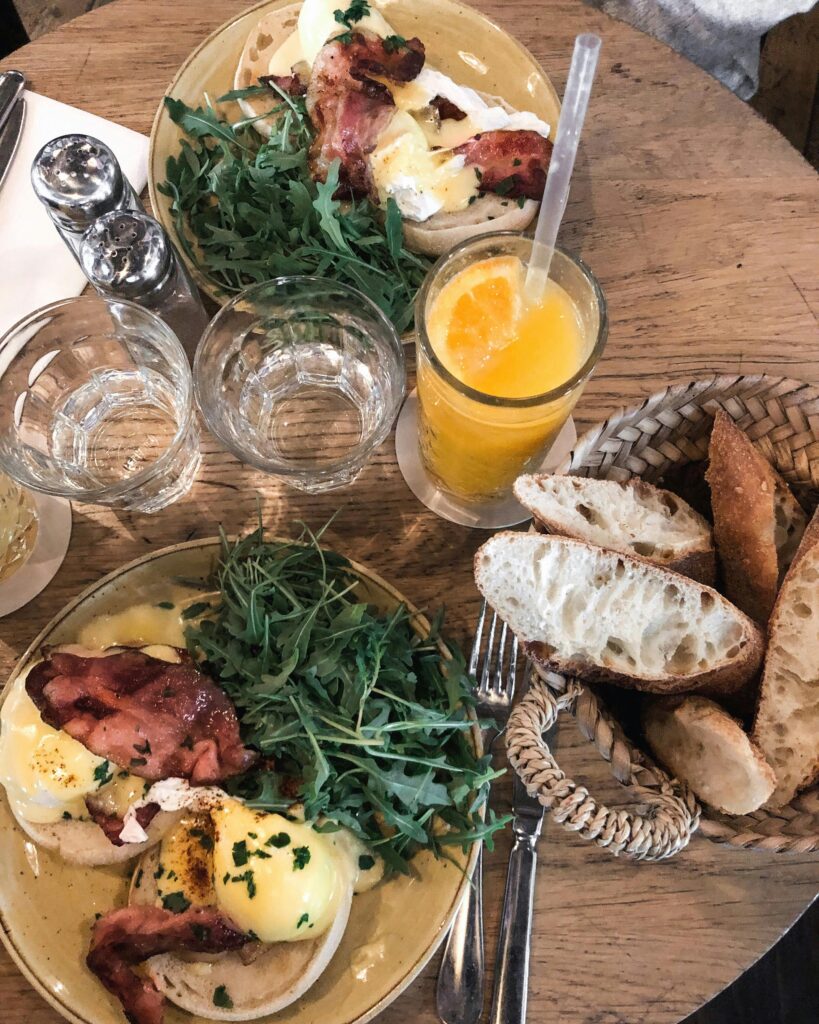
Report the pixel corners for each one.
[194,278,406,492]
[0,295,200,512]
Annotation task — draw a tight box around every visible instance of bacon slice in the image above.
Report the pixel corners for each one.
[306,30,424,194]
[260,71,308,97]
[87,906,249,1024]
[26,651,257,785]
[455,130,553,199]
[85,799,160,847]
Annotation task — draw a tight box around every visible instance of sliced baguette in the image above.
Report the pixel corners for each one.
[514,473,715,584]
[706,410,806,623]
[752,509,819,807]
[643,696,776,814]
[474,532,764,696]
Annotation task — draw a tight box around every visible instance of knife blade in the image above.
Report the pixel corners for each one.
[0,97,25,194]
[489,718,558,1024]
[0,71,25,134]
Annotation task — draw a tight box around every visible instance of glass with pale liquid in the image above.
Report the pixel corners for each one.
[415,233,607,507]
[0,296,200,513]
[0,475,38,582]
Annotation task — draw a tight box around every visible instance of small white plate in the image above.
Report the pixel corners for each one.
[0,492,71,617]
[395,389,577,529]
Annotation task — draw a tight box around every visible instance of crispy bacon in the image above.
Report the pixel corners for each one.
[455,129,553,199]
[260,71,308,97]
[88,906,249,1024]
[26,651,257,785]
[430,95,466,122]
[85,800,160,847]
[306,30,424,194]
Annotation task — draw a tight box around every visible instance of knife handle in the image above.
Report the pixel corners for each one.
[0,71,25,134]
[489,830,539,1024]
[436,844,484,1024]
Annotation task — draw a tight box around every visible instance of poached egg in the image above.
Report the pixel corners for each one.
[146,798,383,943]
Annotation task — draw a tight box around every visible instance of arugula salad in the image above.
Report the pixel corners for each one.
[159,85,432,332]
[184,524,507,874]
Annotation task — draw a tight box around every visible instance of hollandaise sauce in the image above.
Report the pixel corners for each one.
[418,248,597,503]
[150,800,383,944]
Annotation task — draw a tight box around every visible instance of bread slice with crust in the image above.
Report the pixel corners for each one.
[474,532,764,697]
[514,473,715,584]
[643,696,776,814]
[706,410,807,623]
[752,509,819,807]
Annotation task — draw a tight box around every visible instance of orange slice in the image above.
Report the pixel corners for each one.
[427,255,525,383]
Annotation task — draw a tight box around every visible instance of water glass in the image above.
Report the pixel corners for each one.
[0,295,200,512]
[195,278,406,493]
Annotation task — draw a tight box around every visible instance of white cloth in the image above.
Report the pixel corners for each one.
[0,90,148,339]
[586,0,816,99]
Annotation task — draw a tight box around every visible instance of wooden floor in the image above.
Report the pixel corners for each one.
[3,1,819,1022]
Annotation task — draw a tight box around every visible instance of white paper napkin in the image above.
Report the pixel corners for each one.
[0,90,149,339]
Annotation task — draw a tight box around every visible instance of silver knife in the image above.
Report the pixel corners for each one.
[0,97,25,193]
[489,720,557,1024]
[0,71,26,193]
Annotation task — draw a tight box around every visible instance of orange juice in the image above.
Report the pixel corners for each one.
[416,242,604,504]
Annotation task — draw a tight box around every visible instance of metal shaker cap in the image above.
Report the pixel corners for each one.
[79,211,171,299]
[31,135,125,230]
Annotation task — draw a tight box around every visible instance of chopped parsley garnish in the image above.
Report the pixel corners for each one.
[161,891,191,914]
[93,760,113,787]
[62,811,72,820]
[166,870,178,881]
[231,869,257,899]
[297,913,310,928]
[333,0,370,41]
[213,985,234,1009]
[181,601,211,620]
[292,846,311,871]
[512,157,522,167]
[134,869,143,889]
[133,739,151,755]
[383,34,407,53]
[118,770,130,779]
[517,196,526,208]
[183,524,508,875]
[190,827,214,851]
[232,840,249,867]
[493,175,516,196]
[191,923,211,943]
[248,831,257,839]
[130,757,148,768]
[266,832,291,849]
[358,854,376,871]
[154,865,165,880]
[162,688,175,699]
[180,735,194,750]
[222,871,231,885]
[156,601,175,610]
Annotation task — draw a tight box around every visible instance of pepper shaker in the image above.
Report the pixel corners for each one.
[79,210,209,363]
[31,134,143,260]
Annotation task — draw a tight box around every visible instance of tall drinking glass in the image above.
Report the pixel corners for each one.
[415,233,607,511]
[0,295,200,512]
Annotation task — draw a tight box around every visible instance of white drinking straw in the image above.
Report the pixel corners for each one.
[524,33,602,303]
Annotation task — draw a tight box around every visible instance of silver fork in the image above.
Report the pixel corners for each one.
[436,600,519,1024]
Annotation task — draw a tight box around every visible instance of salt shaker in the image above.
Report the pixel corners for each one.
[79,210,209,363]
[31,134,143,259]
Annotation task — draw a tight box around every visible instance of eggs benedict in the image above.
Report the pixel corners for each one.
[0,635,256,866]
[233,0,555,255]
[87,797,381,1023]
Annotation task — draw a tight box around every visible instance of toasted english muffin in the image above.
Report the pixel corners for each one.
[129,844,354,1020]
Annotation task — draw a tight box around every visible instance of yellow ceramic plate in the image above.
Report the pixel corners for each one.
[0,540,477,1024]
[148,0,561,304]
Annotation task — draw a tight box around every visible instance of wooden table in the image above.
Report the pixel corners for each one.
[2,1,818,1022]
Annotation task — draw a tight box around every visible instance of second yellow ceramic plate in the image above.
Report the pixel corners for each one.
[0,540,476,1024]
[148,0,561,303]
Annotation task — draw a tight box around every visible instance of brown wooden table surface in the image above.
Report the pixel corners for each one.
[2,1,818,1023]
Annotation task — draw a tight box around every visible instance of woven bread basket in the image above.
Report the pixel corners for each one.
[505,374,819,859]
